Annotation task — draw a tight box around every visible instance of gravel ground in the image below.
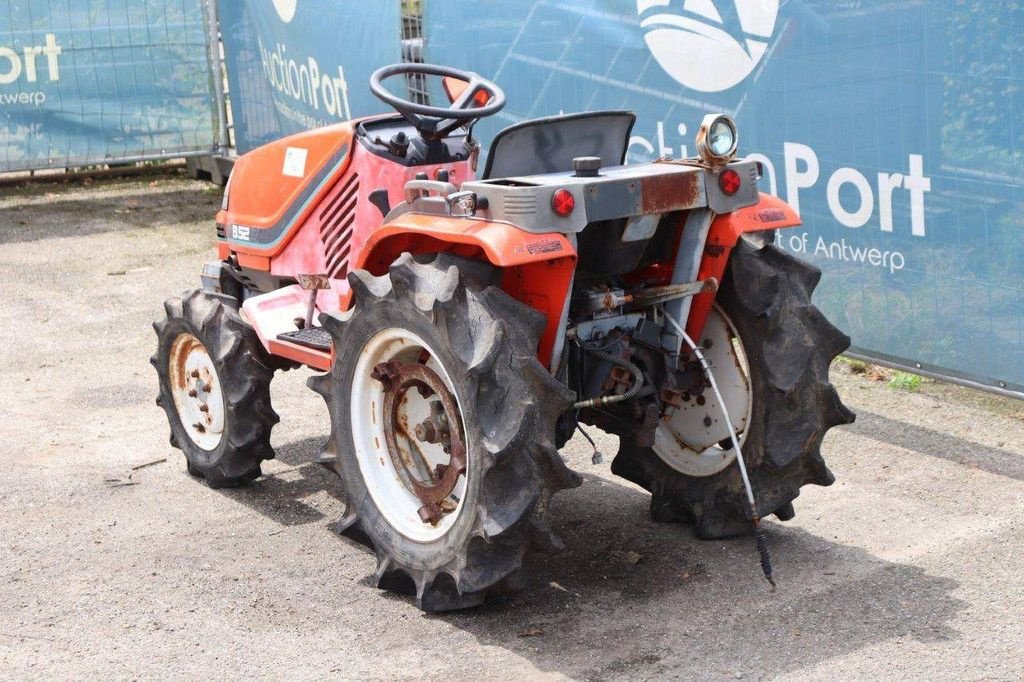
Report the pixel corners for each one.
[1,174,1022,680]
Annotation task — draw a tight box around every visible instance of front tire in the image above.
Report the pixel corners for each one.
[311,253,579,611]
[152,290,279,488]
[611,239,855,538]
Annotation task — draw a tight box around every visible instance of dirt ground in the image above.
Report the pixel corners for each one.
[1,173,1023,681]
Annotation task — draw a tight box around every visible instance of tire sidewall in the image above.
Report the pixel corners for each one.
[156,314,231,468]
[714,246,771,474]
[331,296,487,572]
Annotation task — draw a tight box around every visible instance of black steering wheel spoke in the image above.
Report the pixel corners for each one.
[370,64,506,140]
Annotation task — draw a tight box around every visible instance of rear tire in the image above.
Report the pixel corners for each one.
[311,253,580,611]
[152,290,279,488]
[611,239,855,538]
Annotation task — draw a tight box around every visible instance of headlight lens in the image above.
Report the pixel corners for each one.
[447,190,478,217]
[696,114,738,164]
[708,118,736,157]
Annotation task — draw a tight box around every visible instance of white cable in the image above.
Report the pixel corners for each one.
[660,307,758,515]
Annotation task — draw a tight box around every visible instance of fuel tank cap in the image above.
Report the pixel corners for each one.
[573,156,601,177]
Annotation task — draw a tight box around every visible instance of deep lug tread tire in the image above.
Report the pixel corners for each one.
[152,289,278,488]
[313,253,580,611]
[610,240,855,539]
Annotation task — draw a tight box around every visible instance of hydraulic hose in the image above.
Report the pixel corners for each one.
[660,305,776,590]
[572,347,644,410]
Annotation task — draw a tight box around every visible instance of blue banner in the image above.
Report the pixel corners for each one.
[0,0,217,171]
[219,0,401,153]
[424,0,1024,394]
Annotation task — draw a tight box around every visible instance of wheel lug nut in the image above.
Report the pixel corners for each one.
[414,421,437,443]
[194,423,206,433]
[188,389,198,398]
[417,503,442,525]
[199,404,209,413]
[190,369,200,378]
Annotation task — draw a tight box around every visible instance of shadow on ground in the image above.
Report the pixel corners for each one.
[0,186,220,244]
[220,431,966,680]
[220,435,343,527]
[850,409,1024,482]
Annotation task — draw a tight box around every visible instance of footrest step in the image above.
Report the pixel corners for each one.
[277,327,332,352]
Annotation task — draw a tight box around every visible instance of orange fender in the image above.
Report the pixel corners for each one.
[687,193,802,340]
[354,213,577,365]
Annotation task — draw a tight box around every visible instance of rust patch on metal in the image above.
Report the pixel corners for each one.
[371,359,467,527]
[641,171,701,213]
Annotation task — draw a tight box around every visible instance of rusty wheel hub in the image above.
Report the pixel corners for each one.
[372,359,467,526]
[168,333,225,450]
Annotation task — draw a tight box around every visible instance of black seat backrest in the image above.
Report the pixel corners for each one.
[482,111,636,180]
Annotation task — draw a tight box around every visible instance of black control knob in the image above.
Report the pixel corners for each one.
[387,131,409,157]
[573,156,601,177]
[415,172,429,180]
[436,169,450,182]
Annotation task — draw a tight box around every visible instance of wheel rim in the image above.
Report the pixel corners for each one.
[652,305,753,477]
[350,328,469,543]
[168,333,225,451]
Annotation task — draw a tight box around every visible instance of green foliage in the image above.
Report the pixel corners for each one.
[835,356,870,374]
[888,371,923,392]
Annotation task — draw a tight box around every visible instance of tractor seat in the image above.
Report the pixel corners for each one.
[482,111,636,180]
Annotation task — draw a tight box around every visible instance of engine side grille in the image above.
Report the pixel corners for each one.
[319,173,359,278]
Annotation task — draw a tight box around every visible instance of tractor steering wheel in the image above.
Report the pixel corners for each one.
[370,64,506,139]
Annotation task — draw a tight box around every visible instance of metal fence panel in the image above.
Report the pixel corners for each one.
[218,0,401,153]
[423,0,1024,396]
[0,0,218,171]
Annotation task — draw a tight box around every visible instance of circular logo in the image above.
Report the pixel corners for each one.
[638,0,779,93]
[271,0,297,23]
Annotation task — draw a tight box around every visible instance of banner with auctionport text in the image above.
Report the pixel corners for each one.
[0,1,217,171]
[219,0,400,153]
[425,0,1024,394]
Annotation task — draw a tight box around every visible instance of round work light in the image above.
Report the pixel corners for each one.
[696,114,738,165]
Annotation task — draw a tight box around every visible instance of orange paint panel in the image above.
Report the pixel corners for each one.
[687,193,801,340]
[236,252,270,271]
[501,259,575,365]
[356,214,576,272]
[442,76,468,103]
[706,192,801,247]
[356,215,577,366]
[267,338,333,371]
[225,123,354,231]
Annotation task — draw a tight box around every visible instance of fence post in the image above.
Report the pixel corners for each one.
[205,0,230,156]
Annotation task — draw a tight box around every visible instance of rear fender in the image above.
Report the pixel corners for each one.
[354,214,577,366]
[686,193,801,340]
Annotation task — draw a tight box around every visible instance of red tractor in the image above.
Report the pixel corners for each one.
[153,64,853,611]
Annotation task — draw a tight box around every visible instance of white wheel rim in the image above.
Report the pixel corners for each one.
[653,305,753,477]
[350,328,469,543]
[168,333,225,451]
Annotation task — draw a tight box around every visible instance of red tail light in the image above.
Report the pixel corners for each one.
[719,169,742,196]
[551,188,575,217]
